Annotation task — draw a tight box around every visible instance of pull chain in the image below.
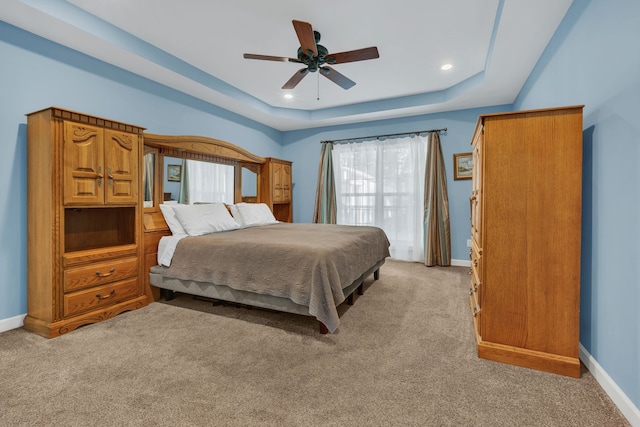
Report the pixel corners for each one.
[317,72,320,101]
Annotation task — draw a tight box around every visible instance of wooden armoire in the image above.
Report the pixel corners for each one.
[25,107,148,338]
[469,105,584,377]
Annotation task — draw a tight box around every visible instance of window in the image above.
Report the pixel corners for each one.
[184,160,235,204]
[332,136,428,261]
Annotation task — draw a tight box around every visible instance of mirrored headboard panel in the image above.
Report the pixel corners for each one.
[143,133,266,213]
[143,146,158,208]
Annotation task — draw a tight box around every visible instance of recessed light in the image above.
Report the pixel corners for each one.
[283,93,293,99]
[441,64,453,71]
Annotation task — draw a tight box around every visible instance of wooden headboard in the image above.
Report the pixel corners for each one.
[141,133,291,301]
[144,133,266,164]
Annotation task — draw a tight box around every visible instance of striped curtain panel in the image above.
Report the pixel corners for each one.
[312,142,337,224]
[424,132,451,266]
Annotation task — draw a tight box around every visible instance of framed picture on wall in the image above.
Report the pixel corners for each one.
[453,152,473,180]
[167,164,182,182]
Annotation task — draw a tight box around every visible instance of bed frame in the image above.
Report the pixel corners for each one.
[150,259,383,334]
[141,133,383,333]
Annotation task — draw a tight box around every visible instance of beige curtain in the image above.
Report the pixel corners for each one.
[424,132,451,266]
[312,142,337,224]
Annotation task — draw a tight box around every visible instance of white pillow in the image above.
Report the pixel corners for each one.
[173,203,240,236]
[159,204,187,236]
[228,204,245,226]
[235,203,278,226]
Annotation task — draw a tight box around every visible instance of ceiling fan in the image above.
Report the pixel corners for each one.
[243,20,379,90]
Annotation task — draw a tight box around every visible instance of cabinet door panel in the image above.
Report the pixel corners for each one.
[105,130,138,204]
[273,162,284,202]
[272,162,292,203]
[281,163,292,202]
[63,122,104,205]
[471,128,483,247]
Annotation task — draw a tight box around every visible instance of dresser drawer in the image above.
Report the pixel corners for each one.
[64,257,138,292]
[469,291,481,343]
[63,277,139,317]
[470,254,482,342]
[470,270,481,310]
[471,240,482,278]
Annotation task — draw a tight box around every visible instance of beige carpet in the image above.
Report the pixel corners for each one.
[0,260,629,426]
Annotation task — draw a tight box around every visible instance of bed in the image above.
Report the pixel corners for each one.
[149,202,390,333]
[142,133,389,334]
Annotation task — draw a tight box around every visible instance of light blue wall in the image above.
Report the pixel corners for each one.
[0,21,283,321]
[514,0,639,409]
[281,106,510,262]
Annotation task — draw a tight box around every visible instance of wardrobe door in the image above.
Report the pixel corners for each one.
[105,129,139,204]
[63,122,104,205]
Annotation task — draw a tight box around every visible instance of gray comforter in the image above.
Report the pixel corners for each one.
[160,223,390,332]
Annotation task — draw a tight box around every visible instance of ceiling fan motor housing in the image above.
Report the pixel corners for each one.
[297,39,330,72]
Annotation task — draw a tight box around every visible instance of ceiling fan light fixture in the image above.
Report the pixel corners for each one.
[283,93,294,99]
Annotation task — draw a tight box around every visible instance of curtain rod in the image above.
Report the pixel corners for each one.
[320,127,447,144]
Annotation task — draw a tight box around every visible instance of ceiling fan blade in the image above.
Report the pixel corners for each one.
[320,66,356,90]
[292,20,318,57]
[325,47,379,64]
[282,68,309,89]
[243,54,302,63]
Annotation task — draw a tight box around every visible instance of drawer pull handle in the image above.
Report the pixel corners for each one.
[96,268,116,278]
[96,290,115,300]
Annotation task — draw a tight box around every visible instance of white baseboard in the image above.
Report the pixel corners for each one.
[451,258,471,267]
[580,343,640,426]
[0,313,26,334]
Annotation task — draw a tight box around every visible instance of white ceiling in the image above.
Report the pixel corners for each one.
[1,0,573,131]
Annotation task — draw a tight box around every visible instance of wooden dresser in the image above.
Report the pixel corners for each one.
[469,105,583,377]
[25,107,148,338]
